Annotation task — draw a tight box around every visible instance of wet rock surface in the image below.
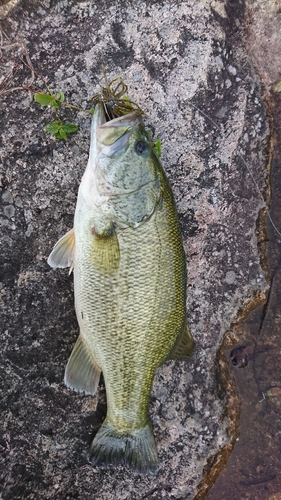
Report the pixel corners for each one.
[0,1,270,498]
[207,1,281,497]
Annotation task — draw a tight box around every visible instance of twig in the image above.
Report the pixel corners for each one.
[0,26,36,95]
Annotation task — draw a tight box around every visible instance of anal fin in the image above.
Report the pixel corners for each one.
[47,228,75,269]
[168,319,195,360]
[64,335,101,395]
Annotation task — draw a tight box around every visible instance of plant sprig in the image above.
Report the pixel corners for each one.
[146,129,162,158]
[34,90,94,140]
[45,120,78,140]
[34,92,63,109]
[34,89,162,151]
[152,137,162,158]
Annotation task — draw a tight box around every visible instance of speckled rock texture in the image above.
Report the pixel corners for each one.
[0,1,269,499]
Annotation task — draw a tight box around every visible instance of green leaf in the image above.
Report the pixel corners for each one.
[153,137,162,158]
[55,91,65,102]
[274,81,281,92]
[44,120,78,141]
[61,123,79,134]
[50,99,59,109]
[45,121,61,134]
[122,95,130,101]
[55,129,68,140]
[146,129,153,138]
[34,93,55,106]
[34,93,60,109]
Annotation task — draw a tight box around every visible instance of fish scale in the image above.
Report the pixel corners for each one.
[75,204,179,421]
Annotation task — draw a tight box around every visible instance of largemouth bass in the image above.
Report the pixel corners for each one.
[48,103,194,474]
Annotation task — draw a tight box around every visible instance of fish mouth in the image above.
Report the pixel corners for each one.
[98,110,142,133]
[96,110,142,157]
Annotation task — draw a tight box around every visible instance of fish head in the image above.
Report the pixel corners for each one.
[95,108,159,196]
[81,103,161,229]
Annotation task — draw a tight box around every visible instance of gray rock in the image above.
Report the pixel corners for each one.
[0,0,269,498]
[3,204,15,217]
[2,190,14,204]
[223,271,236,285]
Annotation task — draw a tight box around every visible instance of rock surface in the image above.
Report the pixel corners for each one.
[206,1,281,498]
[0,1,269,498]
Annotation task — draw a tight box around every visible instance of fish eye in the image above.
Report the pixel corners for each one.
[135,140,147,154]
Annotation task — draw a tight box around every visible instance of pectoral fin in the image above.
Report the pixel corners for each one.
[64,335,101,395]
[47,228,75,269]
[91,229,120,274]
[168,319,195,360]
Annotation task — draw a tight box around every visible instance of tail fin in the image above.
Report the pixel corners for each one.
[88,420,158,475]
